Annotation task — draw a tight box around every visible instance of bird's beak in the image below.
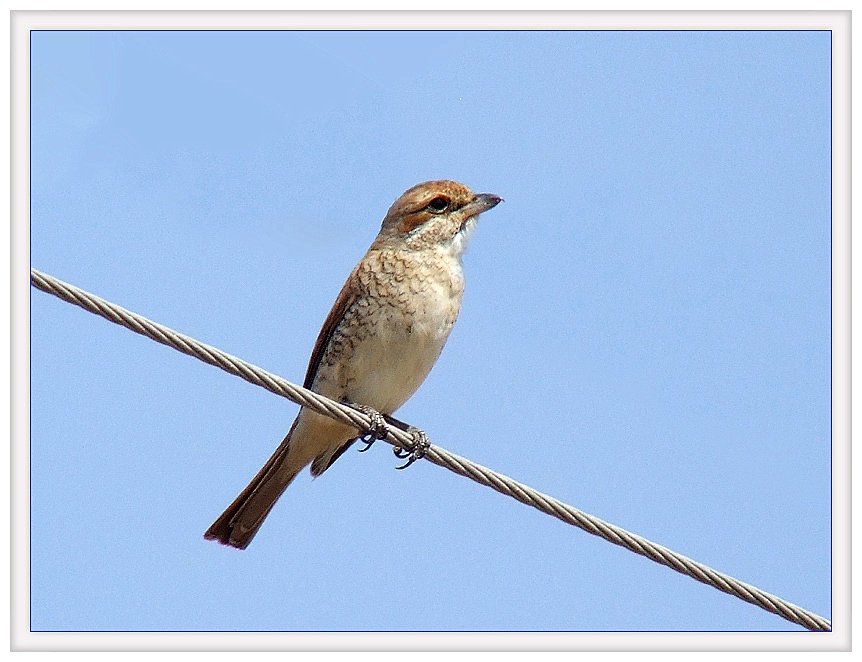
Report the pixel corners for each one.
[462,193,503,219]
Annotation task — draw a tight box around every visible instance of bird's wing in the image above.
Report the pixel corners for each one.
[303,266,362,390]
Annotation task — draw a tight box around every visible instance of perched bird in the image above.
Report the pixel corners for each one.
[205,180,502,548]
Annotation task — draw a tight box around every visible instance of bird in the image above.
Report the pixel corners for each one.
[204,180,502,549]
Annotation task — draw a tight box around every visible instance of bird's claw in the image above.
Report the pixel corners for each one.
[355,405,388,452]
[394,426,430,470]
[351,405,428,468]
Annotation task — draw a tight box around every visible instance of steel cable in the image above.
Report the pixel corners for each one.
[30,267,831,632]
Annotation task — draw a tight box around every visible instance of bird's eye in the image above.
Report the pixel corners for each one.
[426,196,450,213]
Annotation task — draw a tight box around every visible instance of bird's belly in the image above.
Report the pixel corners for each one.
[344,320,449,413]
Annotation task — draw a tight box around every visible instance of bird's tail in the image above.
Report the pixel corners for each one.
[204,420,304,549]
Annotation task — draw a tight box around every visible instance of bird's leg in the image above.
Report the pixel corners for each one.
[348,405,429,468]
[351,403,389,452]
[377,414,430,468]
[393,426,430,470]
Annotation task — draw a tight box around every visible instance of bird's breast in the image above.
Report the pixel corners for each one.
[313,247,465,414]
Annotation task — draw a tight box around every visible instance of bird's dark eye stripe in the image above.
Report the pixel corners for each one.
[426,196,450,212]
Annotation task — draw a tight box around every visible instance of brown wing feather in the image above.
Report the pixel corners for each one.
[303,265,362,390]
[300,266,366,478]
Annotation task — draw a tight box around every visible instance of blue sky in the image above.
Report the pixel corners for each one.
[28,29,832,633]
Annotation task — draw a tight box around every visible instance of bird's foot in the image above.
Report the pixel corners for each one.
[354,404,389,452]
[348,405,428,468]
[394,426,430,470]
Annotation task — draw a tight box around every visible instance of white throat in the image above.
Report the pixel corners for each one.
[448,216,479,260]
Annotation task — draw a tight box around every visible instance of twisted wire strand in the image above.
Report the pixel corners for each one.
[30,268,831,632]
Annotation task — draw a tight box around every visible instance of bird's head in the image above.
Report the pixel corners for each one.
[376,180,502,254]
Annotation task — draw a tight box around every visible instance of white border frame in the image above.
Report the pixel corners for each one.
[10,10,851,652]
